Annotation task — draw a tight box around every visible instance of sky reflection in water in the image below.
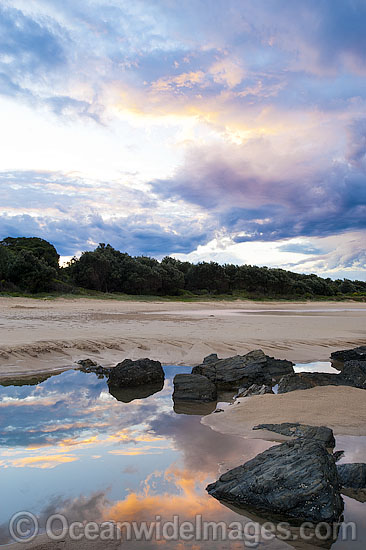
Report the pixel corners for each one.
[0,366,365,548]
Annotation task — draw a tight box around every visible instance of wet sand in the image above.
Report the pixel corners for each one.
[202,386,366,439]
[0,297,366,379]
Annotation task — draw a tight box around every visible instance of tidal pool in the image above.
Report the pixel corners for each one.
[0,366,365,548]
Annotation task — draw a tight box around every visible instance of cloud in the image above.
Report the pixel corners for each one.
[0,170,210,256]
[152,135,366,242]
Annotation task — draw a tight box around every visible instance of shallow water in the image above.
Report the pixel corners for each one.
[150,308,366,317]
[0,366,365,548]
[294,361,341,374]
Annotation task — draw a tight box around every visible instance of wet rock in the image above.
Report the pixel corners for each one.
[206,439,343,523]
[173,373,217,402]
[337,463,366,489]
[203,353,219,364]
[252,423,335,448]
[331,346,366,365]
[76,358,98,368]
[192,350,294,390]
[333,451,345,463]
[77,359,111,376]
[235,384,274,398]
[76,358,99,370]
[342,360,366,389]
[278,360,366,393]
[278,372,340,393]
[108,358,164,388]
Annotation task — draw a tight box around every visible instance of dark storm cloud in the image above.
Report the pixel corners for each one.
[152,141,366,242]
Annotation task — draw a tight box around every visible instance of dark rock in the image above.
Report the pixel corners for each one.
[278,373,341,393]
[206,439,343,523]
[173,373,217,402]
[337,463,366,489]
[278,360,366,393]
[342,360,366,389]
[333,451,345,463]
[77,359,111,376]
[252,423,335,448]
[108,358,164,388]
[108,382,164,403]
[192,350,294,390]
[235,384,274,398]
[76,358,98,368]
[341,487,366,503]
[213,408,224,413]
[331,346,366,365]
[203,353,219,364]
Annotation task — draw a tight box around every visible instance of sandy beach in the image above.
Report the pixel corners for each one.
[0,297,366,379]
[202,386,366,438]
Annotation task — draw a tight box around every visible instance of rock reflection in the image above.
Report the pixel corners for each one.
[219,501,340,549]
[173,399,217,415]
[108,381,164,403]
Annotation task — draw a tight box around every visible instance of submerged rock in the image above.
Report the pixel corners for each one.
[331,346,366,365]
[235,384,274,398]
[207,439,343,523]
[252,423,335,448]
[192,350,294,390]
[173,373,217,402]
[337,463,366,489]
[108,358,164,388]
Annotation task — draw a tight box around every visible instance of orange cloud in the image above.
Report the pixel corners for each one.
[10,454,79,469]
[104,467,222,524]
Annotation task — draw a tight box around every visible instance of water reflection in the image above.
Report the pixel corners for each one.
[108,382,164,403]
[0,366,365,548]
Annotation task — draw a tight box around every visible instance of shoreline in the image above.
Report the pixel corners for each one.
[1,297,366,378]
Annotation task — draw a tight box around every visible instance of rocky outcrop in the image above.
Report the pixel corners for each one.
[278,372,340,393]
[76,358,98,369]
[252,423,335,448]
[108,358,164,388]
[337,463,366,489]
[331,346,366,365]
[342,360,366,389]
[77,359,111,376]
[278,360,366,393]
[235,384,274,398]
[192,350,294,390]
[173,373,217,402]
[206,439,343,523]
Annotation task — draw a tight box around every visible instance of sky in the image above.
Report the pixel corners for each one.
[0,0,366,279]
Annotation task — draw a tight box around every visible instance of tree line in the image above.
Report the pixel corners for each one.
[0,237,365,298]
